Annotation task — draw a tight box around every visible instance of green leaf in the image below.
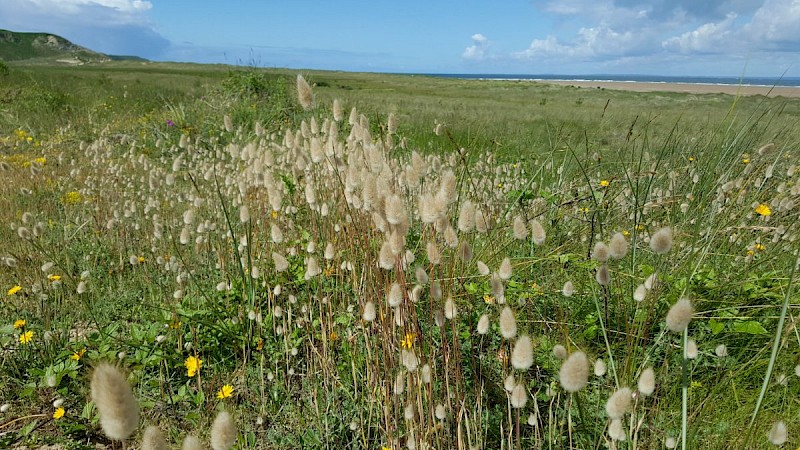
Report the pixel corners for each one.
[732,320,767,335]
[708,318,725,335]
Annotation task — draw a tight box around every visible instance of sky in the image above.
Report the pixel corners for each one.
[1,0,799,77]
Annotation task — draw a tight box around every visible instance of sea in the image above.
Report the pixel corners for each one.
[421,73,800,88]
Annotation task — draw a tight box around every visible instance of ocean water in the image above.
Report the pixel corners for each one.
[423,73,800,88]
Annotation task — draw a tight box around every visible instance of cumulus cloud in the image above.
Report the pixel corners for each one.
[462,33,490,60]
[514,24,650,61]
[744,0,800,46]
[0,0,168,58]
[662,13,738,53]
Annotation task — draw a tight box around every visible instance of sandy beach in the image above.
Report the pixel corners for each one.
[539,80,800,98]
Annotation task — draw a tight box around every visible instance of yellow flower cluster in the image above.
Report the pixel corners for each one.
[216,384,234,399]
[62,191,82,205]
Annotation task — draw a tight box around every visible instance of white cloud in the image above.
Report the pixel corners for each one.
[744,0,800,45]
[462,33,490,60]
[514,24,646,61]
[0,0,168,58]
[662,13,738,53]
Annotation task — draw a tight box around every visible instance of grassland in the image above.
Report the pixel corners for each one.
[1,61,799,450]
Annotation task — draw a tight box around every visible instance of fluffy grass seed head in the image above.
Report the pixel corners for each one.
[512,215,528,240]
[530,219,546,245]
[650,226,673,254]
[638,367,655,396]
[594,359,607,377]
[363,301,376,322]
[477,314,490,334]
[444,296,457,320]
[141,425,169,450]
[552,344,567,360]
[511,335,534,370]
[593,242,610,262]
[595,264,611,286]
[559,351,589,393]
[499,306,517,339]
[715,344,728,357]
[458,200,476,232]
[687,339,698,359]
[182,435,203,450]
[498,257,512,280]
[666,297,694,333]
[510,383,528,408]
[562,280,574,297]
[767,420,787,445]
[609,232,628,259]
[608,418,626,441]
[633,284,647,302]
[90,363,140,441]
[387,282,403,307]
[210,411,237,450]
[605,387,632,419]
[296,75,314,110]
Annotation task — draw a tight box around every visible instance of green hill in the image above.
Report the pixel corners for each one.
[0,29,139,64]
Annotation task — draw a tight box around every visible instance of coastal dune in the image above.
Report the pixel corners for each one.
[539,79,800,98]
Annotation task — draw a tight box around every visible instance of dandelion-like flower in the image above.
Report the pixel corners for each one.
[217,384,234,399]
[13,319,25,329]
[53,407,65,420]
[184,355,202,377]
[755,203,772,217]
[19,330,33,344]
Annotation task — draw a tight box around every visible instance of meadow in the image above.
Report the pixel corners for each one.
[1,61,799,449]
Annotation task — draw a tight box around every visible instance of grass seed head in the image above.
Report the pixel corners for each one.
[633,284,647,302]
[666,298,694,333]
[511,335,534,370]
[552,345,567,360]
[141,425,169,450]
[767,421,787,445]
[182,435,203,450]
[458,201,475,232]
[363,301,376,322]
[638,367,656,396]
[90,363,140,441]
[477,261,490,275]
[296,75,314,110]
[594,359,607,376]
[609,232,628,259]
[687,339,698,359]
[595,264,611,286]
[499,306,517,339]
[650,226,673,254]
[498,257,512,280]
[512,215,528,240]
[387,283,403,307]
[444,296,457,319]
[605,387,632,419]
[510,383,528,408]
[715,344,728,357]
[608,418,626,441]
[210,411,237,450]
[559,351,589,393]
[593,242,610,262]
[477,314,490,335]
[562,281,574,297]
[530,219,546,245]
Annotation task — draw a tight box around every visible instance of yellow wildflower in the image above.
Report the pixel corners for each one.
[329,331,338,341]
[754,243,766,252]
[688,156,695,162]
[19,330,34,344]
[754,204,771,216]
[61,191,82,205]
[401,333,415,349]
[32,157,46,165]
[599,180,610,187]
[138,256,145,264]
[184,355,202,377]
[13,319,26,329]
[742,158,750,164]
[483,294,496,304]
[216,384,234,399]
[53,407,65,419]
[47,274,62,282]
[271,210,279,219]
[8,285,22,296]
[70,348,86,360]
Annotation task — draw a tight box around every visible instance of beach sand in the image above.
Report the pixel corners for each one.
[539,80,800,98]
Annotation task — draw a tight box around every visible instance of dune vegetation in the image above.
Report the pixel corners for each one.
[1,62,799,449]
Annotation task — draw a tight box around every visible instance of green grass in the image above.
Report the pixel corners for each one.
[1,62,799,450]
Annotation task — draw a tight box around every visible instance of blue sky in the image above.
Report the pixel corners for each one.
[1,0,799,77]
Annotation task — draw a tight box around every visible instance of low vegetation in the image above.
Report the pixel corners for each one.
[1,62,799,449]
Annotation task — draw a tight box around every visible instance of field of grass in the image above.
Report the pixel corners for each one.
[1,61,799,450]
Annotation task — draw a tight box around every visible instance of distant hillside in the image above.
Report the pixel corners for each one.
[0,29,146,64]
